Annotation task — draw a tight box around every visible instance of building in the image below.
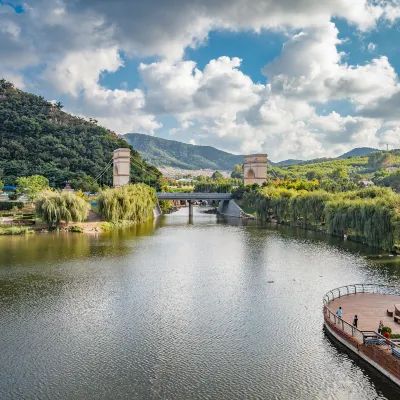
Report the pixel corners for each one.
[243,154,268,186]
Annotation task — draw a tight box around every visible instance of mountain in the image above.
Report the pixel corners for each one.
[122,133,379,171]
[0,79,159,187]
[337,147,378,159]
[122,133,244,170]
[274,159,303,166]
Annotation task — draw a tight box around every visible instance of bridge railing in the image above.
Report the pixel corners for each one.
[156,192,232,199]
[323,284,400,356]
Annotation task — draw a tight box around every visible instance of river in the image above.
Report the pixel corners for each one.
[1,207,400,399]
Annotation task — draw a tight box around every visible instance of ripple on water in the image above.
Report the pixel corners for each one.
[1,212,400,399]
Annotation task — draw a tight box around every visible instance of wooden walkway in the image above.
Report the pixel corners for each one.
[329,293,400,334]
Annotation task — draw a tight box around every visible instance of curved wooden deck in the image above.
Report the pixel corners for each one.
[329,293,400,334]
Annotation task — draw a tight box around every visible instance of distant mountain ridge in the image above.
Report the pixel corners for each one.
[122,133,379,170]
[122,133,244,170]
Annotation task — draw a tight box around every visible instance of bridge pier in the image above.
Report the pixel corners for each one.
[188,200,193,216]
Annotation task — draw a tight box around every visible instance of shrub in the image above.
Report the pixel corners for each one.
[0,226,34,235]
[0,202,24,211]
[381,326,392,336]
[98,183,156,223]
[35,190,90,228]
[69,225,83,233]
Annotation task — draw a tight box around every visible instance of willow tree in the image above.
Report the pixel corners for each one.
[36,190,90,228]
[98,183,157,223]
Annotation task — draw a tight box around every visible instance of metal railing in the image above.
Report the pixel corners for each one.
[156,192,232,200]
[323,284,400,358]
[323,284,400,305]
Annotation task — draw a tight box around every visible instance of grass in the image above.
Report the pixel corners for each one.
[0,226,34,235]
[100,221,134,231]
[235,200,257,215]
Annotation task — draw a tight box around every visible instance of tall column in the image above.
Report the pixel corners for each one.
[188,200,193,216]
[113,148,131,187]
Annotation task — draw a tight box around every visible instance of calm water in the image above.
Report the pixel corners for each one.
[1,207,400,400]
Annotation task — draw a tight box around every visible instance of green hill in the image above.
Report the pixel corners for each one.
[122,134,382,171]
[337,147,378,159]
[122,133,244,170]
[0,79,159,187]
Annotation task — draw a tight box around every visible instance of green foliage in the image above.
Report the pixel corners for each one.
[8,193,19,200]
[70,173,100,193]
[211,170,224,180]
[242,186,400,251]
[69,225,83,233]
[368,152,394,169]
[381,326,392,335]
[17,175,49,200]
[231,164,244,179]
[123,133,244,170]
[98,183,156,223]
[0,80,159,187]
[0,179,3,192]
[194,181,233,193]
[0,226,34,235]
[35,190,90,228]
[0,201,23,210]
[159,200,173,213]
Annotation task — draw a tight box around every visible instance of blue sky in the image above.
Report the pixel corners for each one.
[2,0,400,160]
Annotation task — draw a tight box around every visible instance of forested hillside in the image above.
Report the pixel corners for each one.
[122,133,244,170]
[0,79,160,187]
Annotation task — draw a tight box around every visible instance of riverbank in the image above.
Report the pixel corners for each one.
[238,186,400,253]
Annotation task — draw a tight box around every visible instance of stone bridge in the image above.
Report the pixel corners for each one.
[156,192,232,216]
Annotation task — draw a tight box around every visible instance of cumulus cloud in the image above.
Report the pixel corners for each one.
[2,0,400,160]
[263,23,398,105]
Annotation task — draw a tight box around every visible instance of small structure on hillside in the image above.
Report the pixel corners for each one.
[243,154,268,186]
[113,148,131,187]
[63,182,73,192]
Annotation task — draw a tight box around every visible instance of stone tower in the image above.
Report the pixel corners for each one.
[243,154,268,186]
[113,148,131,187]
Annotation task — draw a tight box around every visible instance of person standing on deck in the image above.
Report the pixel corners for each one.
[336,306,342,323]
[378,320,383,334]
[353,315,358,328]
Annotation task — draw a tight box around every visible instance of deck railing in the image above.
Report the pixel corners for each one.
[323,284,400,358]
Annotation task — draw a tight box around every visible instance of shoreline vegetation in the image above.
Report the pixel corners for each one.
[0,183,158,236]
[236,185,400,253]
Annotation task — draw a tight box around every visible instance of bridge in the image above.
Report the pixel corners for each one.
[156,192,232,216]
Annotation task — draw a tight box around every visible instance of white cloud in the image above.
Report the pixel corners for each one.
[263,23,398,105]
[367,42,376,52]
[379,127,400,149]
[2,0,400,160]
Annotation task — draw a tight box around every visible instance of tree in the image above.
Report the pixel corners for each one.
[98,183,156,223]
[55,101,64,110]
[0,180,3,193]
[212,171,223,180]
[35,191,90,229]
[16,175,49,200]
[231,164,244,179]
[70,174,100,193]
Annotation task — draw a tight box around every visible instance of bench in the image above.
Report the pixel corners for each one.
[394,316,400,324]
[387,309,394,317]
[392,347,400,359]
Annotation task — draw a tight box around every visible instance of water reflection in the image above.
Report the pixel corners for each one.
[1,207,400,399]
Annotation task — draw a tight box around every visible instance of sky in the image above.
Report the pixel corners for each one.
[2,1,400,161]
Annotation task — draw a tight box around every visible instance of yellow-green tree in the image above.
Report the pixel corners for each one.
[17,175,49,200]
